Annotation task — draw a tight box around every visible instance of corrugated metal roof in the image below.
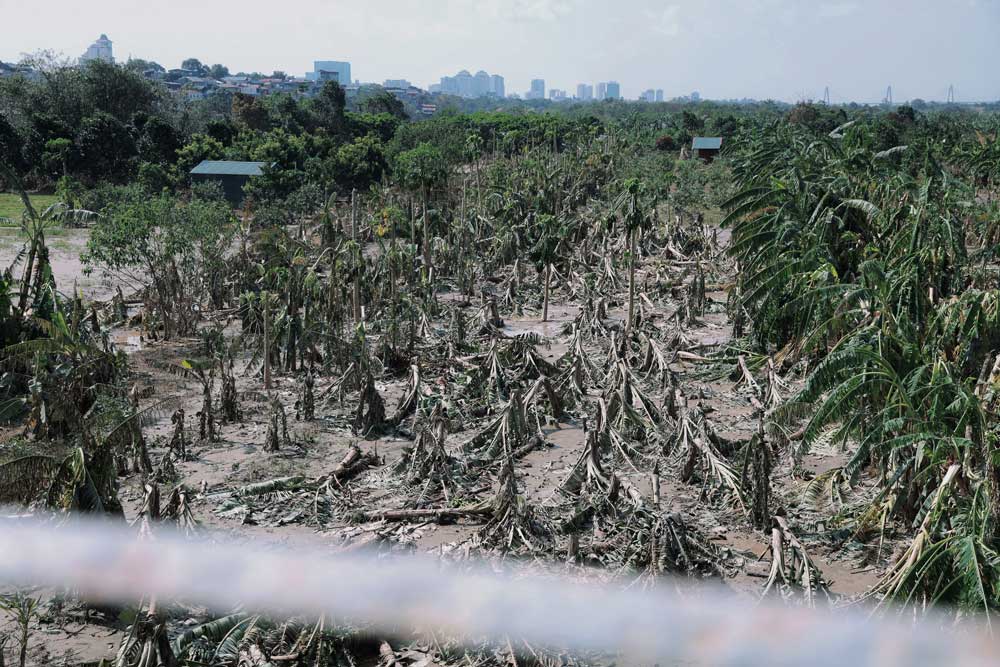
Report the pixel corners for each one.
[190,160,269,176]
[692,137,723,150]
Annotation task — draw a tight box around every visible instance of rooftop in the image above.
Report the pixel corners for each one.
[692,137,723,150]
[190,160,269,176]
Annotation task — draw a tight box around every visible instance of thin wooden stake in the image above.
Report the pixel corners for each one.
[351,189,362,322]
[652,461,661,507]
[263,291,271,392]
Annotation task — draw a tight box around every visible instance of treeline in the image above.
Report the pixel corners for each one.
[0,60,608,210]
[2,59,997,216]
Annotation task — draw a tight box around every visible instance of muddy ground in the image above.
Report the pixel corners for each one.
[0,228,130,302]
[2,224,889,666]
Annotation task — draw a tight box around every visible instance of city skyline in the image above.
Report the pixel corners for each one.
[37,35,692,105]
[1,1,998,103]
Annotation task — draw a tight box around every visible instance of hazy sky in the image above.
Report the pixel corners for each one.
[1,0,997,103]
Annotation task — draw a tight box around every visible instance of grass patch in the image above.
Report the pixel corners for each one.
[0,193,61,224]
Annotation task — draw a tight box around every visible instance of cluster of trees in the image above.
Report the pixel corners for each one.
[0,60,172,185]
[0,60,403,202]
[6,55,982,215]
[726,105,1000,609]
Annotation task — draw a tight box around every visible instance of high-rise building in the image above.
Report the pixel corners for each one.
[491,74,505,98]
[437,70,504,98]
[605,81,621,100]
[576,83,593,100]
[80,34,114,64]
[596,82,607,100]
[308,61,351,84]
[640,89,656,102]
[655,89,664,102]
[691,90,701,102]
[454,70,474,97]
[527,79,545,100]
[549,89,567,101]
[383,79,412,89]
[474,70,491,97]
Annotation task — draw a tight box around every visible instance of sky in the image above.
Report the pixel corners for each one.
[0,0,997,103]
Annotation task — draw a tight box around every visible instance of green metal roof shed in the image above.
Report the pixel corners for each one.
[190,160,270,206]
[691,137,722,150]
[691,137,723,162]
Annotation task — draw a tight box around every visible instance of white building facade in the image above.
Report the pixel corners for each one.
[307,61,352,84]
[437,70,505,98]
[80,34,114,64]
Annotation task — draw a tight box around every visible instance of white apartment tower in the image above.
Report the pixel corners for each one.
[80,34,114,64]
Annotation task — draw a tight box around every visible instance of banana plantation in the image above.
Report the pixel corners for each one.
[2,99,1000,665]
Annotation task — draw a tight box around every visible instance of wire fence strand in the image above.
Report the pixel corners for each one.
[0,517,996,666]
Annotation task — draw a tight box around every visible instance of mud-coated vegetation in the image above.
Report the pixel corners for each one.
[2,92,1000,665]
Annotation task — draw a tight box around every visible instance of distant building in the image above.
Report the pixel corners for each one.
[80,34,114,64]
[527,79,545,100]
[474,70,491,96]
[691,137,722,162]
[307,61,351,84]
[0,61,37,80]
[655,89,664,102]
[576,83,593,100]
[179,76,220,100]
[384,79,411,89]
[596,82,607,100]
[690,90,701,102]
[445,70,473,96]
[436,69,504,98]
[605,81,621,100]
[549,89,567,101]
[386,84,424,102]
[491,74,505,99]
[190,161,269,207]
[640,89,656,102]
[419,103,438,115]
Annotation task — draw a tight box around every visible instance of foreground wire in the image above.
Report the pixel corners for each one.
[0,517,995,666]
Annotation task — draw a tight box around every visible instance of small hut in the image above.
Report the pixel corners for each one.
[691,137,723,163]
[190,161,268,207]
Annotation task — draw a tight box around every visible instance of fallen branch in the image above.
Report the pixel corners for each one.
[318,444,379,484]
[362,506,491,523]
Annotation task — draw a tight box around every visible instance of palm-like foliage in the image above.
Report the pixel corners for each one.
[728,118,1000,615]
